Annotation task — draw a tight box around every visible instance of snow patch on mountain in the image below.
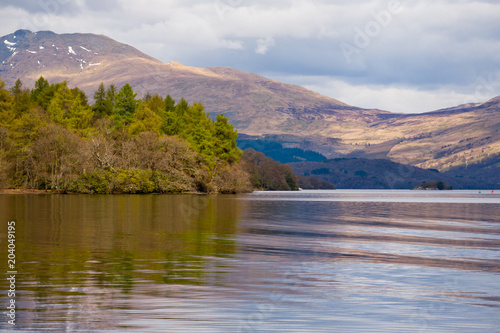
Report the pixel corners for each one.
[3,40,16,53]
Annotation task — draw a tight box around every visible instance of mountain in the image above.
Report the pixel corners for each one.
[1,30,499,175]
[0,29,382,134]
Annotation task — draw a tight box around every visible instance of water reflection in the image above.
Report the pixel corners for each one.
[0,191,499,332]
[0,194,243,331]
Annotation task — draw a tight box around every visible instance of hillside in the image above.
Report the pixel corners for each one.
[347,99,500,171]
[289,159,464,190]
[1,30,499,174]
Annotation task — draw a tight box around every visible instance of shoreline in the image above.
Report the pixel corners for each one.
[0,189,53,194]
[0,188,251,195]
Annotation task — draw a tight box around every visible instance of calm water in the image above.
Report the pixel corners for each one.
[1,190,500,332]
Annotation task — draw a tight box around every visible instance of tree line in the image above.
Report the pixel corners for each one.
[0,77,300,193]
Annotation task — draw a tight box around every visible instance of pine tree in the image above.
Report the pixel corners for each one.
[175,98,189,117]
[47,82,93,132]
[161,95,178,135]
[128,102,162,135]
[9,108,49,169]
[31,76,51,109]
[146,94,165,117]
[178,102,216,166]
[67,90,93,133]
[70,87,89,106]
[93,83,112,117]
[113,83,137,124]
[10,79,23,96]
[32,76,49,96]
[10,79,32,117]
[213,114,241,164]
[165,95,175,112]
[106,84,116,104]
[105,84,116,117]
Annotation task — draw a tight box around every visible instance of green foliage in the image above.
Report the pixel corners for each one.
[47,82,93,133]
[93,83,112,117]
[69,168,200,194]
[128,103,162,135]
[31,76,53,110]
[8,107,50,165]
[106,84,116,105]
[165,94,175,111]
[213,114,241,164]
[145,94,165,115]
[11,80,32,117]
[114,169,156,193]
[69,171,114,194]
[0,77,258,193]
[113,83,137,125]
[10,79,23,96]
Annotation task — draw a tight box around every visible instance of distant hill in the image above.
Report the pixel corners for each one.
[237,134,327,163]
[1,29,499,176]
[443,154,500,189]
[289,158,466,189]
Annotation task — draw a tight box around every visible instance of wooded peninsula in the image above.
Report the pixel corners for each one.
[0,77,300,193]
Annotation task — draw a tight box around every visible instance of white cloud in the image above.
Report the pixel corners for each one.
[267,73,500,113]
[255,37,275,55]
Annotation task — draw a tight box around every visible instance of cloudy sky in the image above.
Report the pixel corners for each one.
[1,0,499,113]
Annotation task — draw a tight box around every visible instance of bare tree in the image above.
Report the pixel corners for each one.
[89,134,117,172]
[30,124,87,189]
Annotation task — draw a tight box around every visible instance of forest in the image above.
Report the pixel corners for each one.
[0,77,300,193]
